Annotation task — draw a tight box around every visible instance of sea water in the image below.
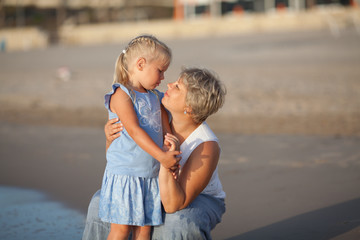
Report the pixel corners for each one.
[0,185,85,240]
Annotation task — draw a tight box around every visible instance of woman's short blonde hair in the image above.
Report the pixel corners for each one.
[180,67,226,124]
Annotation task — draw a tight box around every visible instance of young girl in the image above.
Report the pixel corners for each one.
[99,35,181,240]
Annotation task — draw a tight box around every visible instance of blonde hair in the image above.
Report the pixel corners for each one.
[113,34,172,86]
[181,67,226,124]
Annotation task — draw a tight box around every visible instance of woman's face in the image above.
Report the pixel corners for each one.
[162,78,188,114]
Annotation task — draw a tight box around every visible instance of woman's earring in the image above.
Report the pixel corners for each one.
[184,110,187,115]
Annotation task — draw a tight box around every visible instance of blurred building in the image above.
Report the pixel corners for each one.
[0,0,357,43]
[1,0,356,26]
[0,1,172,28]
[177,0,355,18]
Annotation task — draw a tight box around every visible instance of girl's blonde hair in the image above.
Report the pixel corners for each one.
[113,35,172,86]
[181,67,226,124]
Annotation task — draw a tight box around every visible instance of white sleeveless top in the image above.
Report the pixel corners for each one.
[179,122,226,199]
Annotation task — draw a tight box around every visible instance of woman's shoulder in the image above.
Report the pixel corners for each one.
[180,122,219,164]
[181,122,219,152]
[191,122,218,143]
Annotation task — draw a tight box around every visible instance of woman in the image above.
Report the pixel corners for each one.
[82,67,226,240]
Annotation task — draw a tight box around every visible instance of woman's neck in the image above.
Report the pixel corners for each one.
[170,115,201,145]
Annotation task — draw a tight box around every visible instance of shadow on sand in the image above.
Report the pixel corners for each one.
[226,198,360,240]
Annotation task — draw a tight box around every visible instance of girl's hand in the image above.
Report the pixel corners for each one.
[105,118,123,144]
[161,151,181,170]
[164,133,180,151]
[162,134,182,172]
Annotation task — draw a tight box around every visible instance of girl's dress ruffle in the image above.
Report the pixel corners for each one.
[99,169,163,226]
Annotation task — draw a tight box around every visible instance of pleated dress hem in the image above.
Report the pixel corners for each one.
[99,169,163,226]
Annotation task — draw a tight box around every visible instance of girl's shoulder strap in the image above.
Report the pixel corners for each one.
[105,83,133,110]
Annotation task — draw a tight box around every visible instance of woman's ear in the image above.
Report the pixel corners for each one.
[136,57,146,71]
[184,106,193,115]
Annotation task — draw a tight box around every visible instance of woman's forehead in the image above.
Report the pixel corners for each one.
[177,78,188,91]
[177,77,184,83]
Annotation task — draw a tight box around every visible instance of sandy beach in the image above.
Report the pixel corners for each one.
[1,27,360,239]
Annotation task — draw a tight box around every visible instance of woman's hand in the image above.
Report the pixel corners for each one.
[105,118,123,150]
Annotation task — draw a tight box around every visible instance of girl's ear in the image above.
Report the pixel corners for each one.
[136,57,146,71]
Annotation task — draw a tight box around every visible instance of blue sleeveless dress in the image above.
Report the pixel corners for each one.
[99,83,164,226]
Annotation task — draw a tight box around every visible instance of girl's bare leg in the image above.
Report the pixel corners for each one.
[132,226,151,240]
[107,223,131,240]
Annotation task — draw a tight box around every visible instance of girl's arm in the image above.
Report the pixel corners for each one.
[159,140,220,213]
[104,104,171,152]
[110,88,180,169]
[161,104,171,136]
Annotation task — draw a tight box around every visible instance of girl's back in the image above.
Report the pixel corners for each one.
[105,83,164,178]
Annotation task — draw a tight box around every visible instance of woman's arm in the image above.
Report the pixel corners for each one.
[159,140,220,213]
[110,88,180,169]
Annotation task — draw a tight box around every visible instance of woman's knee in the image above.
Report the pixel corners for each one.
[152,210,206,239]
[86,190,101,222]
[82,190,111,240]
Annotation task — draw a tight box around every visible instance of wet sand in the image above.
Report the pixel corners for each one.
[1,121,360,239]
[1,28,360,239]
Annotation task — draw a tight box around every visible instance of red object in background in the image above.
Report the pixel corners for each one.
[350,0,358,7]
[277,3,287,12]
[173,0,184,20]
[233,5,244,15]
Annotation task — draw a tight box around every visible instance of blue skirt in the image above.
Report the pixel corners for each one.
[83,191,225,240]
[98,169,163,226]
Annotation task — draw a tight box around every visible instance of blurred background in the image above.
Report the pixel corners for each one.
[0,0,359,50]
[1,0,360,239]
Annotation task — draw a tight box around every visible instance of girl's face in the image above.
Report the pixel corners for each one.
[139,58,169,90]
[162,78,188,114]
